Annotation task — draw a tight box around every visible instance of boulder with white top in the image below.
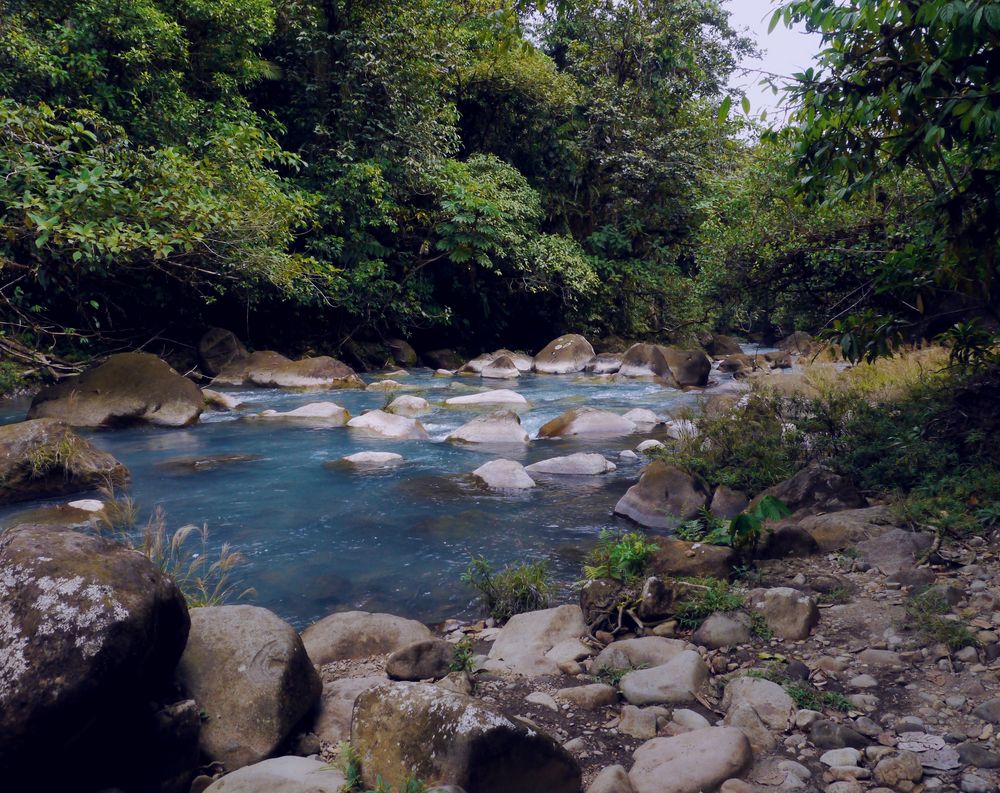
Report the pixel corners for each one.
[585,353,624,374]
[445,389,528,407]
[618,343,676,382]
[365,379,405,392]
[214,350,363,389]
[347,409,429,439]
[386,395,431,416]
[533,334,595,374]
[447,410,530,444]
[337,451,403,468]
[538,407,637,438]
[492,349,534,371]
[622,408,662,426]
[526,453,616,475]
[472,459,536,490]
[250,402,349,425]
[481,355,521,379]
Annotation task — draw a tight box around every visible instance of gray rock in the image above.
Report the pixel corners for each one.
[809,720,870,750]
[533,334,596,374]
[486,605,588,676]
[472,459,536,490]
[203,756,346,792]
[301,611,432,664]
[821,748,862,767]
[214,350,361,389]
[960,773,992,793]
[591,637,692,675]
[447,410,531,444]
[692,612,752,649]
[752,464,866,516]
[873,751,924,787]
[352,682,581,792]
[750,587,819,640]
[538,407,637,438]
[628,727,752,793]
[555,683,618,709]
[722,676,795,730]
[177,605,321,770]
[619,705,659,739]
[724,702,775,754]
[386,639,454,681]
[958,743,1000,769]
[614,462,710,529]
[586,764,634,793]
[974,698,1000,724]
[619,650,708,706]
[525,453,617,475]
[313,676,384,745]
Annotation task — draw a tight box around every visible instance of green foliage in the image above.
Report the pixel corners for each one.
[583,530,659,583]
[461,556,550,624]
[676,508,730,546]
[675,579,745,629]
[0,360,25,397]
[729,496,792,553]
[595,665,636,687]
[450,636,475,673]
[906,589,976,650]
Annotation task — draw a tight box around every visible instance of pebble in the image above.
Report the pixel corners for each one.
[820,748,862,767]
[849,674,878,688]
[525,692,559,712]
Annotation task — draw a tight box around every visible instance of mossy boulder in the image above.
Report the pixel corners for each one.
[533,333,595,374]
[0,524,189,773]
[28,352,204,427]
[351,682,581,792]
[0,418,128,504]
[198,328,249,377]
[214,351,363,389]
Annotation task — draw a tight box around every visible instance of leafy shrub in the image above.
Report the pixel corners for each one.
[0,360,24,397]
[583,530,659,582]
[450,636,475,673]
[906,589,976,650]
[676,507,730,545]
[729,496,792,552]
[335,742,427,793]
[461,556,550,624]
[675,579,745,629]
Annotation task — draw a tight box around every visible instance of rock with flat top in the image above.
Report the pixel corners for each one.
[445,389,528,407]
[214,350,363,390]
[347,410,429,439]
[338,451,403,468]
[538,407,637,438]
[251,402,349,425]
[472,459,536,490]
[301,611,433,665]
[628,728,752,793]
[750,587,820,640]
[203,756,347,792]
[614,462,709,529]
[447,410,530,444]
[526,453,616,475]
[386,395,431,416]
[722,676,795,730]
[619,651,709,706]
[486,605,588,676]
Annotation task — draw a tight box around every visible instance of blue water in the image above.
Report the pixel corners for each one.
[0,368,747,628]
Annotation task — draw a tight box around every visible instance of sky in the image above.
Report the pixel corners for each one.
[726,0,825,124]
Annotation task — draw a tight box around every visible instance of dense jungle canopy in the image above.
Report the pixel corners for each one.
[1,0,998,369]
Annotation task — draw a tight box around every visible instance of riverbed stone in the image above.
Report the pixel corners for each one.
[347,409,429,439]
[533,333,596,374]
[614,461,709,529]
[215,350,363,389]
[619,650,709,706]
[628,728,752,793]
[338,451,404,468]
[301,611,433,664]
[445,389,528,407]
[29,352,204,427]
[0,418,129,504]
[386,639,455,681]
[618,343,676,384]
[482,354,521,379]
[722,676,795,730]
[555,683,618,709]
[750,587,820,640]
[448,410,531,444]
[198,327,249,377]
[796,506,896,552]
[472,459,536,490]
[0,525,189,772]
[252,402,350,425]
[351,681,581,792]
[659,348,712,387]
[538,407,637,438]
[752,464,866,516]
[873,751,924,786]
[591,637,692,675]
[203,756,347,793]
[587,765,634,793]
[724,702,775,754]
[526,453,617,475]
[176,605,321,771]
[692,611,752,649]
[313,676,385,744]
[586,354,624,374]
[650,538,734,578]
[486,604,587,676]
[386,395,431,416]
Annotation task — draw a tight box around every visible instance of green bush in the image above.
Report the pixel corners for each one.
[675,579,745,629]
[461,556,550,624]
[0,360,24,397]
[583,530,659,582]
[906,589,976,650]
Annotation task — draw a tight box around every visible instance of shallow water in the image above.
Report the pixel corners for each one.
[0,365,755,629]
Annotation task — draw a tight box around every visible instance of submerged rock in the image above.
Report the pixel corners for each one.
[0,525,189,772]
[214,350,363,390]
[445,389,528,407]
[614,461,709,529]
[352,682,581,792]
[176,605,321,771]
[336,451,404,468]
[250,401,350,425]
[472,459,536,490]
[0,418,128,504]
[347,409,429,439]
[622,408,662,426]
[29,352,204,427]
[659,348,712,387]
[448,410,530,444]
[525,453,617,475]
[533,333,596,374]
[301,610,433,664]
[538,407,637,438]
[156,453,263,475]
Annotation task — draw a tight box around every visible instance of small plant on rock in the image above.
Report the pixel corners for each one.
[583,529,659,582]
[334,741,427,793]
[450,635,475,673]
[728,496,792,553]
[461,556,550,624]
[675,579,745,629]
[906,589,976,650]
[676,507,731,546]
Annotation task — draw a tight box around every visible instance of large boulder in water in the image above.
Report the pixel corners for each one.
[28,352,204,427]
[0,418,128,504]
[619,343,676,382]
[214,350,363,389]
[659,347,712,387]
[492,348,534,371]
[526,453,616,475]
[445,389,528,408]
[386,338,418,367]
[198,328,249,377]
[175,605,321,771]
[614,461,709,529]
[0,525,190,772]
[347,409,429,439]
[538,407,637,438]
[351,681,581,792]
[704,334,743,358]
[447,410,530,444]
[481,354,520,379]
[473,459,536,490]
[301,610,433,665]
[533,333,595,374]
